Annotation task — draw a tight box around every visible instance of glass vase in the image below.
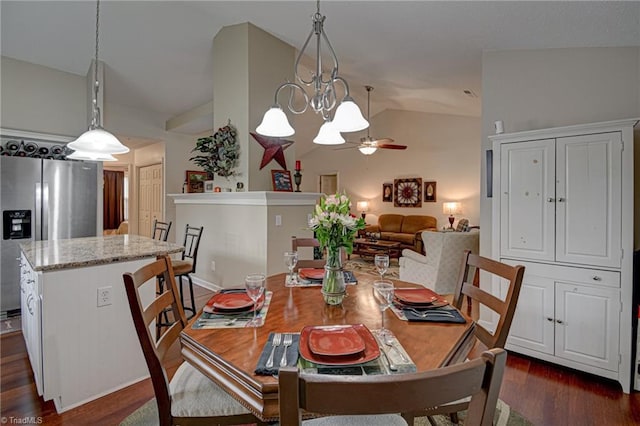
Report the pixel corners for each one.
[321,247,346,305]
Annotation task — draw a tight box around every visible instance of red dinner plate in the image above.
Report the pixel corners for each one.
[394,288,442,305]
[299,324,380,366]
[308,326,366,356]
[298,268,325,280]
[204,292,264,313]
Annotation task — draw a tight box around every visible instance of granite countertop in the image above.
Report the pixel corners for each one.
[20,235,184,272]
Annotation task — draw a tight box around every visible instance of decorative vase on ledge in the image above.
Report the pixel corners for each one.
[321,247,346,305]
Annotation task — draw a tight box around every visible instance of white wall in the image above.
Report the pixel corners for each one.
[300,109,481,228]
[481,47,640,255]
[0,57,86,136]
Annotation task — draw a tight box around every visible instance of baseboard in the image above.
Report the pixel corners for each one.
[191,275,222,292]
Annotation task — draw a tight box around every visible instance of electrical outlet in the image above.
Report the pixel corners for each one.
[210,260,216,271]
[97,286,112,307]
[275,215,282,226]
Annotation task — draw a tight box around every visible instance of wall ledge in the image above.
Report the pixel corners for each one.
[168,191,322,206]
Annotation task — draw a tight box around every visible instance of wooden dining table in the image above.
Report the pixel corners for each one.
[180,272,476,422]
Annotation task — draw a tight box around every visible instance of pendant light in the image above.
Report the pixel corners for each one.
[67,0,129,156]
[256,0,368,141]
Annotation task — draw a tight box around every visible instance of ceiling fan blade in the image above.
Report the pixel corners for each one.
[333,145,357,151]
[375,137,395,144]
[378,143,407,150]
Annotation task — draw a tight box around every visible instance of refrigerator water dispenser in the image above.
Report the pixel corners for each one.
[3,210,31,240]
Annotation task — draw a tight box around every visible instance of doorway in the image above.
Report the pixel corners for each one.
[137,163,163,237]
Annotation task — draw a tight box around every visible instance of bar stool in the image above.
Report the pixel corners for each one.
[172,224,204,319]
[152,219,172,241]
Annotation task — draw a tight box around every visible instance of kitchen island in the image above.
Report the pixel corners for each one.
[20,235,183,413]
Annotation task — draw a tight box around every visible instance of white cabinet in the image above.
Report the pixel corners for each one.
[491,118,637,393]
[500,132,622,268]
[505,260,620,372]
[20,253,43,396]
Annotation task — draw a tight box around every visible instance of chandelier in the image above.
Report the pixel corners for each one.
[256,0,368,143]
[68,0,129,157]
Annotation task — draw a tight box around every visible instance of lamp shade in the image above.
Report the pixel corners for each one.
[313,121,345,145]
[67,149,117,162]
[332,97,369,133]
[358,145,377,155]
[356,201,369,212]
[256,106,295,137]
[67,128,130,154]
[443,202,462,215]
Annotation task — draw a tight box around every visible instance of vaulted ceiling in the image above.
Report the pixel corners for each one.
[2,1,638,137]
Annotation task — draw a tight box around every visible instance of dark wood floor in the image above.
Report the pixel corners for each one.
[2,284,640,425]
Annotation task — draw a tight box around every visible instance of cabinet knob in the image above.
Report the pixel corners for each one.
[547,197,555,202]
[546,317,554,322]
[558,197,566,202]
[556,319,564,324]
[592,276,602,281]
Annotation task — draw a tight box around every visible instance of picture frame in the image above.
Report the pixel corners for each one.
[203,180,215,193]
[186,170,210,193]
[394,178,422,207]
[424,181,437,202]
[271,169,293,192]
[382,183,393,202]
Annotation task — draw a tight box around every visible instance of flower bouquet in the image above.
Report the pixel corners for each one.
[309,193,365,304]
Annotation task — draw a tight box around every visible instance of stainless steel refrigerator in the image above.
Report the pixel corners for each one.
[1,156,99,316]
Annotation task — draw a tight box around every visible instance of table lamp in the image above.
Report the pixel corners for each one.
[443,202,462,229]
[356,201,369,220]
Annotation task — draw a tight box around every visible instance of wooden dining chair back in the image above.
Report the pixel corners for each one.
[123,255,261,426]
[291,236,325,270]
[152,219,172,241]
[172,224,204,318]
[453,250,526,350]
[291,236,347,271]
[278,348,507,426]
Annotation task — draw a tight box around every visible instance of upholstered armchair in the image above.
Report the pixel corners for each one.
[399,230,479,294]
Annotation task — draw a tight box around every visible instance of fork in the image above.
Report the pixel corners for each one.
[404,307,455,318]
[280,334,293,367]
[266,333,282,368]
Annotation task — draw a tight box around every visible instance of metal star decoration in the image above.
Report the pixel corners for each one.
[250,132,294,170]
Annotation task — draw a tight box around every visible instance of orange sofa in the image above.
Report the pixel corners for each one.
[364,214,437,253]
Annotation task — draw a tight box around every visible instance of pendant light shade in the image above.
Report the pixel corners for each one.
[313,121,345,145]
[68,127,129,154]
[332,96,370,133]
[256,106,295,137]
[67,148,117,162]
[69,0,129,158]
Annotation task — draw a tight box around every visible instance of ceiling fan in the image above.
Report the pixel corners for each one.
[337,85,407,155]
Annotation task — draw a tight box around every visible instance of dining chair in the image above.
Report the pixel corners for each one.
[278,348,507,426]
[291,236,346,270]
[123,255,263,426]
[152,219,172,241]
[408,250,525,424]
[171,224,204,319]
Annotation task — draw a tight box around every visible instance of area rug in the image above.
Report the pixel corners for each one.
[121,398,531,425]
[344,255,400,279]
[0,316,21,335]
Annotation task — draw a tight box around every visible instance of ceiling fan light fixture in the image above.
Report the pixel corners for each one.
[313,121,345,145]
[69,0,129,158]
[358,145,377,155]
[256,105,295,137]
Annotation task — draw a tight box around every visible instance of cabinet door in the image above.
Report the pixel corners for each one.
[507,270,555,355]
[555,132,622,267]
[555,282,620,371]
[500,139,555,261]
